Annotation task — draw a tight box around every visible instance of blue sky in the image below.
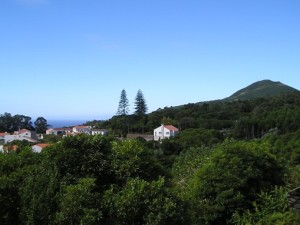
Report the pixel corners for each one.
[1,0,300,120]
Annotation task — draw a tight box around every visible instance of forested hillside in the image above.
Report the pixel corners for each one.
[1,82,300,224]
[224,79,299,101]
[94,91,300,139]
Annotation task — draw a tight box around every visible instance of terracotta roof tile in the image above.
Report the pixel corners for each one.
[18,129,30,134]
[35,143,50,148]
[164,125,179,131]
[74,126,90,129]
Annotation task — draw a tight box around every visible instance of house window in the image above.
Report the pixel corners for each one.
[159,132,162,135]
[166,132,170,135]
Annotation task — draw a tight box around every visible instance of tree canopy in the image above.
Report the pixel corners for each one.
[134,89,148,116]
[117,89,130,115]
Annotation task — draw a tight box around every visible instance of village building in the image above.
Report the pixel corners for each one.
[153,124,179,141]
[32,143,50,153]
[72,126,92,134]
[2,129,38,144]
[46,128,72,135]
[91,129,108,135]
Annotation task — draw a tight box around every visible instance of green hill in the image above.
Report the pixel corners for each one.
[223,79,299,101]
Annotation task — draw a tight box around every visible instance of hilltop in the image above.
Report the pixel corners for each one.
[222,79,299,102]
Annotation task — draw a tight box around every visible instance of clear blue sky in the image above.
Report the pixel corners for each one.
[1,0,300,120]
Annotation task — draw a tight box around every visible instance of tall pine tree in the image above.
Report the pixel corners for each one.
[134,89,148,116]
[117,89,129,115]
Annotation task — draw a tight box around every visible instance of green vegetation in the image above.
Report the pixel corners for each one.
[0,113,49,134]
[224,79,299,101]
[134,89,148,116]
[117,89,130,116]
[91,91,300,140]
[1,130,300,224]
[1,82,300,224]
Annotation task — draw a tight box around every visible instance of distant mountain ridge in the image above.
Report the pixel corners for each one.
[223,79,299,102]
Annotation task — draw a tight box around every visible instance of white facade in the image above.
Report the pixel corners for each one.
[153,124,179,141]
[46,128,72,135]
[3,129,38,144]
[32,143,49,153]
[72,126,91,134]
[91,129,108,135]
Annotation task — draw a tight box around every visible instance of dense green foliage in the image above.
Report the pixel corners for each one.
[134,89,148,116]
[2,92,300,224]
[0,113,49,133]
[89,92,300,139]
[224,79,299,101]
[117,89,130,115]
[34,117,49,134]
[1,131,300,224]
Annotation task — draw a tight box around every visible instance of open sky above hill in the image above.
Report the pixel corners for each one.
[1,0,300,120]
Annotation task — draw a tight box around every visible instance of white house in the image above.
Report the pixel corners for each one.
[153,124,179,141]
[4,129,38,144]
[91,129,108,135]
[32,143,50,153]
[46,128,72,135]
[72,126,91,134]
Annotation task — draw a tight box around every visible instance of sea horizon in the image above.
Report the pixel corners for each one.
[47,119,88,128]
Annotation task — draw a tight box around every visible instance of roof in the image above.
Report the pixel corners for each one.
[0,133,7,137]
[18,129,31,134]
[74,126,90,129]
[33,143,50,149]
[54,128,72,131]
[164,125,179,131]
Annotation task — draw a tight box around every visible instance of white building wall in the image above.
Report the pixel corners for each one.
[32,145,42,153]
[153,125,178,141]
[154,125,171,141]
[4,131,37,143]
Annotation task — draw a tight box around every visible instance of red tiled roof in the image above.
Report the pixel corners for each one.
[18,129,30,134]
[0,133,7,137]
[164,125,179,131]
[35,143,50,148]
[74,126,89,129]
[54,128,72,131]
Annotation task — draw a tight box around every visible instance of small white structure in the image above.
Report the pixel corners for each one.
[91,129,108,135]
[46,128,72,135]
[32,143,50,153]
[153,124,179,141]
[4,129,38,144]
[72,126,91,134]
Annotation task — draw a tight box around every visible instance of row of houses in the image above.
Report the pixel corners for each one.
[0,126,108,145]
[46,126,108,136]
[0,124,179,143]
[0,124,179,144]
[0,124,179,153]
[46,124,179,141]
